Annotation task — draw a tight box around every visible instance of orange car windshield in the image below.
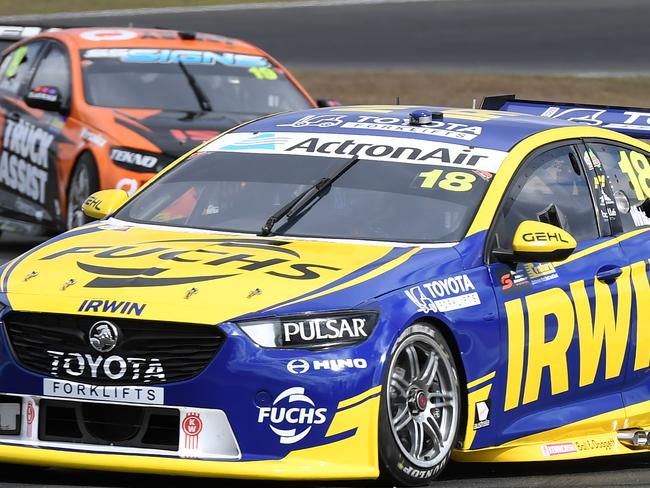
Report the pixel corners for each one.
[80,48,312,115]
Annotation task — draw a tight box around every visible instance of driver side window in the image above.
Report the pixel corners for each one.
[0,41,45,95]
[492,145,599,251]
[29,43,71,105]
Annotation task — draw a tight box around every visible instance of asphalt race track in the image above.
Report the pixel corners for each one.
[2,0,650,73]
[2,0,650,486]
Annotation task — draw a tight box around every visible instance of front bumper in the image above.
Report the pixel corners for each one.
[0,321,385,480]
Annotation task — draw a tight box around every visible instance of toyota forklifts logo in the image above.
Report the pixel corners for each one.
[88,321,120,352]
[257,387,327,444]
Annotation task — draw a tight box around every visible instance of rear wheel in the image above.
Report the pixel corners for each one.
[379,323,461,486]
[66,154,99,229]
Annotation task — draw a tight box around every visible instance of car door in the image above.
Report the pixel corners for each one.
[20,40,73,231]
[582,140,650,429]
[0,39,48,231]
[486,142,630,446]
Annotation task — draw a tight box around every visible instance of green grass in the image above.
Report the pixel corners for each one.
[0,0,298,16]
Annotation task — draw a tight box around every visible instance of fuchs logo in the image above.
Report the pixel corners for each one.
[89,321,119,352]
[257,387,327,444]
[222,133,291,151]
[42,238,340,289]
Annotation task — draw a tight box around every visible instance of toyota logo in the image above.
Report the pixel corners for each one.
[88,321,120,353]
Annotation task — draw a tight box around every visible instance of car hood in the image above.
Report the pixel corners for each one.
[0,223,437,325]
[81,107,257,161]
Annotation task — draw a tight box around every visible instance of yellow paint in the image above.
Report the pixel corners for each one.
[522,288,574,405]
[631,259,650,371]
[337,385,381,409]
[272,247,420,311]
[5,226,395,324]
[467,371,496,390]
[556,228,650,268]
[571,267,631,387]
[464,383,492,449]
[504,299,525,411]
[0,388,381,480]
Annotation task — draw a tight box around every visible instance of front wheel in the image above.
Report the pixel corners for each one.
[379,323,462,486]
[66,154,99,230]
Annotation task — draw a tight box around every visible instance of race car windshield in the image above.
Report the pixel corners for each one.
[115,151,493,243]
[80,49,312,114]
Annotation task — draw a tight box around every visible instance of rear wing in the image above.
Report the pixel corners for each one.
[481,94,650,141]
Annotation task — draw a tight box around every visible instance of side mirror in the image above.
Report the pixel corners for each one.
[316,98,342,108]
[494,220,577,263]
[82,189,129,220]
[24,86,64,112]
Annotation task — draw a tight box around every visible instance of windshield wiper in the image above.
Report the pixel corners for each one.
[177,61,213,112]
[260,155,360,236]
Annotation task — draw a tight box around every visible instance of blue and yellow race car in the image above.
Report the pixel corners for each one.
[0,100,648,486]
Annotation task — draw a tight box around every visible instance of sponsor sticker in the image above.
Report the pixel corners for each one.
[404,274,480,313]
[46,351,165,383]
[80,29,138,42]
[83,48,269,68]
[277,114,483,141]
[182,412,203,450]
[257,387,326,444]
[0,118,53,204]
[204,132,507,174]
[541,442,577,457]
[287,358,368,374]
[26,401,35,437]
[473,400,491,430]
[43,378,164,405]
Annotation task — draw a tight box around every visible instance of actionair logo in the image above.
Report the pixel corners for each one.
[221,133,290,151]
[257,387,327,444]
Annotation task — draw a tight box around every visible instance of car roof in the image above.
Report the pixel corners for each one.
[42,27,265,55]
[238,105,579,152]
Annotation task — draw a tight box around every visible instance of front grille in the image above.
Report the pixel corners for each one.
[4,312,224,385]
[39,399,180,450]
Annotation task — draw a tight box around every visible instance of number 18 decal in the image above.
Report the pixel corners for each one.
[618,150,650,200]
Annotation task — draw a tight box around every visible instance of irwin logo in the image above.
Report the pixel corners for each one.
[504,259,649,411]
[78,299,146,316]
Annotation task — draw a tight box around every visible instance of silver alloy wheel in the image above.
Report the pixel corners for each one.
[66,163,90,229]
[387,330,459,468]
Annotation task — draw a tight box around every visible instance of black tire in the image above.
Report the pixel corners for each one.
[379,323,462,486]
[66,153,99,230]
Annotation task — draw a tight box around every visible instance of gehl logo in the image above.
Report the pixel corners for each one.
[522,232,570,243]
[42,238,340,288]
[504,259,649,411]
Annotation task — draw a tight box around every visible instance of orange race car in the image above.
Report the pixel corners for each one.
[0,26,318,235]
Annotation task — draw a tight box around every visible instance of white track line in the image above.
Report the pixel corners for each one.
[0,0,454,22]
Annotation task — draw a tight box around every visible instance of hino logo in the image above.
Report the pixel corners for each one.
[257,387,327,444]
[47,351,166,383]
[89,321,119,352]
[287,358,368,374]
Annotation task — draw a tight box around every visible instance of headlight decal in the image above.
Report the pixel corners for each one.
[238,311,378,350]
